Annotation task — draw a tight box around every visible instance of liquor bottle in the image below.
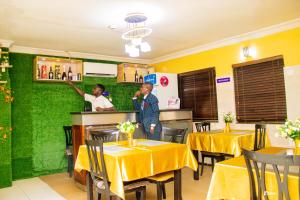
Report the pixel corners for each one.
[54,65,59,79]
[57,66,61,80]
[139,75,143,83]
[134,70,138,82]
[37,64,41,79]
[61,65,67,80]
[77,73,81,81]
[68,67,72,80]
[49,66,54,79]
[41,65,47,79]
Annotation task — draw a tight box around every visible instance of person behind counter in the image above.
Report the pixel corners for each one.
[132,82,162,140]
[66,80,115,112]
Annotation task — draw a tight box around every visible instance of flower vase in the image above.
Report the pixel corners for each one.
[294,139,300,155]
[224,123,231,133]
[295,139,300,148]
[127,132,134,147]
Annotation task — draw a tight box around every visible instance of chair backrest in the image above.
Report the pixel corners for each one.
[85,139,111,199]
[90,129,119,142]
[63,126,73,148]
[195,122,211,132]
[161,127,188,144]
[254,124,267,151]
[243,149,300,200]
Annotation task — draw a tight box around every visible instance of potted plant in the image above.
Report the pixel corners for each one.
[278,119,300,148]
[117,121,137,146]
[223,112,235,133]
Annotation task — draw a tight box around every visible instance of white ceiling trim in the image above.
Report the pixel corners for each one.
[151,18,300,64]
[9,45,151,64]
[0,39,14,48]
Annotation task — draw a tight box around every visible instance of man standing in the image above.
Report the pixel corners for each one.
[133,82,162,140]
[66,80,115,112]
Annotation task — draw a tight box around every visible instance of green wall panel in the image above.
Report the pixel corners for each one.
[10,53,34,179]
[8,52,141,179]
[0,47,12,188]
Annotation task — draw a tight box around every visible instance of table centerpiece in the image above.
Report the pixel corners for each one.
[223,112,234,133]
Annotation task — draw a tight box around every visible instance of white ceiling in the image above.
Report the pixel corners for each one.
[0,0,300,59]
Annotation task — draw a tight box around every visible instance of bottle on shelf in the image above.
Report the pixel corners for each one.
[41,65,47,79]
[36,64,41,79]
[139,75,143,83]
[68,66,72,80]
[57,66,61,80]
[134,70,138,82]
[49,66,54,79]
[55,65,59,79]
[77,73,81,81]
[62,65,67,80]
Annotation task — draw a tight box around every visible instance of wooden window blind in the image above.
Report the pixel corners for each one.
[233,55,287,123]
[178,67,218,120]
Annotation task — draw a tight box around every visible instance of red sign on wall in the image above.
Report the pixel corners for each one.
[160,76,169,87]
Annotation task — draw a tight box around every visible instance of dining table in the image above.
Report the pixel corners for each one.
[207,147,300,200]
[186,129,271,180]
[74,139,198,200]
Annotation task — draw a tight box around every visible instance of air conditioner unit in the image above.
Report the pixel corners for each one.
[83,62,117,77]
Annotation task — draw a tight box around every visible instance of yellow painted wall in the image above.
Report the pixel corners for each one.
[154,27,300,76]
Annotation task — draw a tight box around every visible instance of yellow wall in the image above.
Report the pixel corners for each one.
[154,27,300,76]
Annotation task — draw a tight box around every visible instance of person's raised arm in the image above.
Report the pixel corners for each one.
[66,80,85,96]
[132,90,141,110]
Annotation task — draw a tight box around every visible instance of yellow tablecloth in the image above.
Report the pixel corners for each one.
[74,139,198,199]
[207,147,299,200]
[186,129,270,157]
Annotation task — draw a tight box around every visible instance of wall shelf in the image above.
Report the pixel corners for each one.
[33,56,83,83]
[117,63,155,83]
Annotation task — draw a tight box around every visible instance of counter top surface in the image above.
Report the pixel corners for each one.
[70,109,192,115]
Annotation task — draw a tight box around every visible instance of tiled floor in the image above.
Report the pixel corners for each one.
[41,167,212,200]
[0,177,65,200]
[0,166,212,200]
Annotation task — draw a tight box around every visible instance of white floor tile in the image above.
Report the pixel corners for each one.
[0,183,29,200]
[0,177,65,200]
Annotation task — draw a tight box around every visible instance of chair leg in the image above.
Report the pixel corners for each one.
[200,155,205,176]
[137,186,146,200]
[162,183,166,199]
[211,158,215,171]
[136,191,141,200]
[67,155,73,177]
[142,186,146,200]
[95,192,101,200]
[156,183,163,200]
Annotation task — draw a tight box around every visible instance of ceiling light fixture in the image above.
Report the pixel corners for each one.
[122,13,152,57]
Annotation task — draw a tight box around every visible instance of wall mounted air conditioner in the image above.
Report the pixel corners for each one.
[83,62,117,77]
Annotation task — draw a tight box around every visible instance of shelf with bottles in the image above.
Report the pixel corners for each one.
[33,56,83,82]
[117,63,155,83]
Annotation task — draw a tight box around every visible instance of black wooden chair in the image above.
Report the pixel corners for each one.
[85,139,147,200]
[63,126,73,177]
[161,127,188,144]
[243,149,300,200]
[90,129,119,142]
[195,122,225,175]
[254,124,267,151]
[146,127,187,200]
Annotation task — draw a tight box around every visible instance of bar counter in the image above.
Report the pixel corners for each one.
[70,109,193,186]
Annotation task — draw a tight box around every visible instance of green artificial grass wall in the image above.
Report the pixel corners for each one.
[10,53,34,179]
[8,52,140,180]
[0,47,12,188]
